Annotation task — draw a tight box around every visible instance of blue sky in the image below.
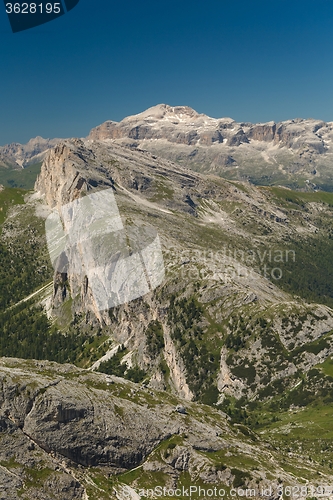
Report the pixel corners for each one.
[1,0,333,144]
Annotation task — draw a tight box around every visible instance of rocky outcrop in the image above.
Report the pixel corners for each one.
[32,136,333,407]
[0,358,180,467]
[247,122,276,142]
[88,120,119,141]
[23,379,171,468]
[35,139,114,210]
[227,128,249,146]
[163,328,194,400]
[200,130,223,145]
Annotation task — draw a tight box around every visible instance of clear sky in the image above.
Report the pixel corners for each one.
[1,0,333,144]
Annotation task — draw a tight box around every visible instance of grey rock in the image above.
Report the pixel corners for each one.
[87,104,333,189]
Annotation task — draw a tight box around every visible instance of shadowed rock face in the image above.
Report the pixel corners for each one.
[0,358,180,497]
[0,358,229,498]
[22,380,171,468]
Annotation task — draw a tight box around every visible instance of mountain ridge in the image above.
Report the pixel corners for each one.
[0,136,62,169]
[2,135,333,496]
[4,103,333,190]
[33,138,333,404]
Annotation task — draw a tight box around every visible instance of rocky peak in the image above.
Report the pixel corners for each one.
[35,139,113,209]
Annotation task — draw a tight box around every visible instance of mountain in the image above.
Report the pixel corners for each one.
[3,104,333,191]
[0,357,323,500]
[2,128,333,496]
[33,138,333,403]
[88,104,333,190]
[0,136,62,189]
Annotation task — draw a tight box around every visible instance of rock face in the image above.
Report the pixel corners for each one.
[34,138,209,323]
[0,357,207,498]
[22,380,172,468]
[34,137,291,330]
[35,140,115,210]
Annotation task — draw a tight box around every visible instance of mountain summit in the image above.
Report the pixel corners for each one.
[2,105,333,190]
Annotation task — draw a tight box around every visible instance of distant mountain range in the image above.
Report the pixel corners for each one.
[2,110,333,495]
[3,103,333,190]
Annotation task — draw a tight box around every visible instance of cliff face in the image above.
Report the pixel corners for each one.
[35,140,114,210]
[34,138,207,325]
[0,358,223,499]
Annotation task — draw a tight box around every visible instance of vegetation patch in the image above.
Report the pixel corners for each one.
[231,362,256,385]
[0,162,42,190]
[231,467,252,488]
[0,187,25,226]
